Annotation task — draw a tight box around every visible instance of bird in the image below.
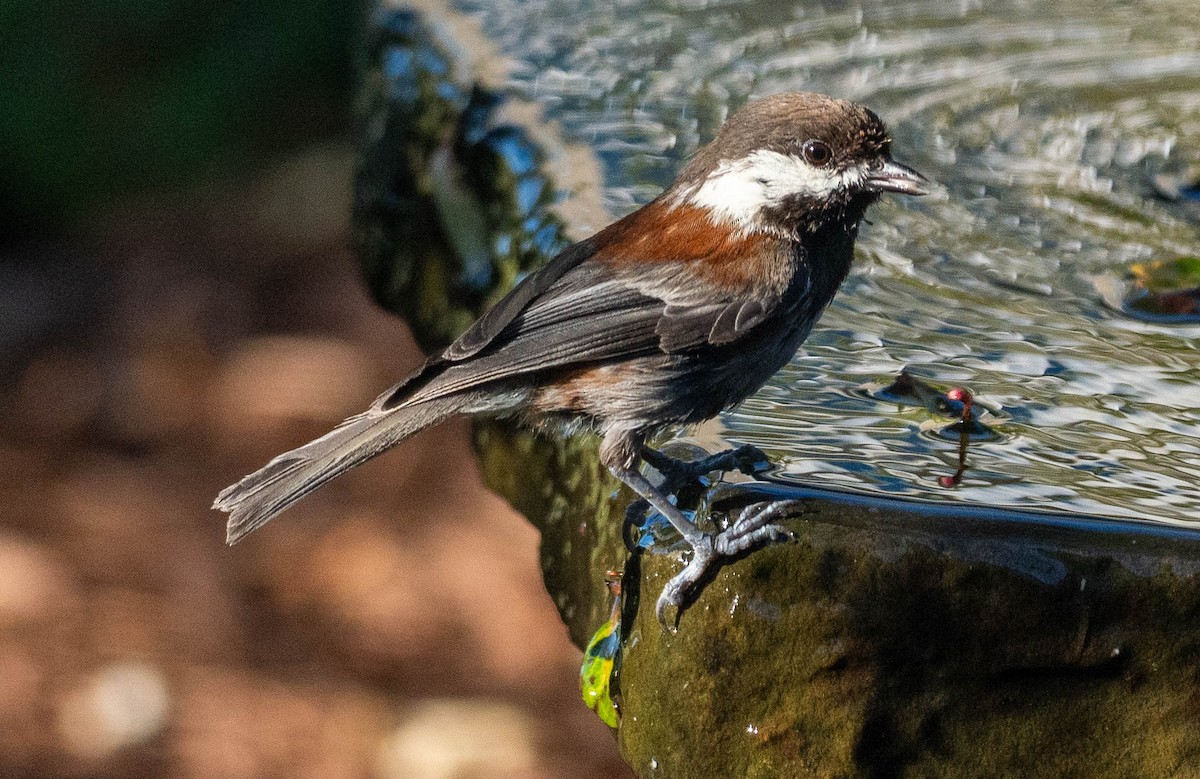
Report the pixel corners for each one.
[214,91,929,626]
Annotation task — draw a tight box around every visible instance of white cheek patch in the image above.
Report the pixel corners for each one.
[684,149,866,229]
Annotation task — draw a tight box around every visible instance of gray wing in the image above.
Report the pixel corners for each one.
[385,255,781,409]
[656,298,773,351]
[442,238,598,361]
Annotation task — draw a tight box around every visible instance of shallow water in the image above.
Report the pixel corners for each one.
[460,0,1200,528]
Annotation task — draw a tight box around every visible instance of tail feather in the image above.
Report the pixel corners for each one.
[214,397,462,544]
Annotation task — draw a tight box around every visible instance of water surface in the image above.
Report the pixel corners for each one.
[460,0,1200,528]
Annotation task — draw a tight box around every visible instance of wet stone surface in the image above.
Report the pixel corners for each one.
[621,497,1200,778]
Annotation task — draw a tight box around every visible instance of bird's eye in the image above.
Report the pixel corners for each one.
[802,139,833,167]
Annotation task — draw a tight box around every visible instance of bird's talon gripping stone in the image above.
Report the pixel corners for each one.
[652,503,799,627]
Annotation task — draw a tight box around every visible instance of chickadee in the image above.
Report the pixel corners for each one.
[215,91,929,625]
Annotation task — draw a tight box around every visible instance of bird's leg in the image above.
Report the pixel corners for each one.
[626,442,771,553]
[602,429,709,545]
[602,430,792,629]
[609,460,708,548]
[626,442,772,555]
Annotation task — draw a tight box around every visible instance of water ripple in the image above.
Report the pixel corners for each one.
[460,0,1200,526]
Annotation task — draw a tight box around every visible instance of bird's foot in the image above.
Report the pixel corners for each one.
[624,445,772,552]
[642,444,771,491]
[655,500,797,630]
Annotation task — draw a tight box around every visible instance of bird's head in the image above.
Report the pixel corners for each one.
[671,92,928,239]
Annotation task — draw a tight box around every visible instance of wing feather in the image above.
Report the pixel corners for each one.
[442,238,597,361]
[384,230,784,409]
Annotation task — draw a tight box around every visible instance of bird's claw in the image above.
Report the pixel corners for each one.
[727,444,772,476]
[654,500,798,630]
[655,535,714,630]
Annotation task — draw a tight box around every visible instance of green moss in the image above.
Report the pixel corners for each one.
[613,511,1200,778]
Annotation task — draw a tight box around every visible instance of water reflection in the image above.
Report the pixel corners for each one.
[461,0,1200,527]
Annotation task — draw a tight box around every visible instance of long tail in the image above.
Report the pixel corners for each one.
[214,396,464,544]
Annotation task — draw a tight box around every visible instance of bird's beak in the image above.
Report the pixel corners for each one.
[866,158,930,196]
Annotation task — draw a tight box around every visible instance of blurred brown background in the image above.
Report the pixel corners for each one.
[0,3,629,777]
